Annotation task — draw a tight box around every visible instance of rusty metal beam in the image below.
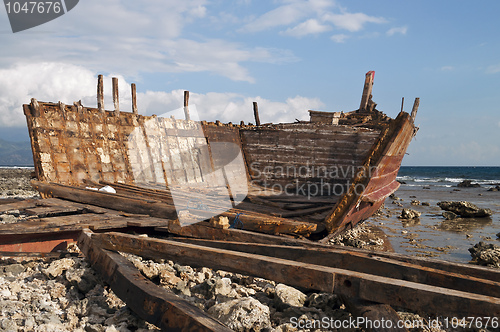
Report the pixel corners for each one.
[0,231,79,253]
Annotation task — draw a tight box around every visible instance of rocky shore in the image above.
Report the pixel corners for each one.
[1,168,499,331]
[0,168,38,199]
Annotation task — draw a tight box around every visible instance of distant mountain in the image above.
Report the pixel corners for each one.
[0,139,33,166]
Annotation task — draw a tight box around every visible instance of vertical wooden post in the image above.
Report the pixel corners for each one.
[411,97,420,121]
[131,83,138,114]
[112,77,119,115]
[183,91,190,121]
[97,75,104,113]
[400,97,404,113]
[359,71,375,111]
[253,102,261,126]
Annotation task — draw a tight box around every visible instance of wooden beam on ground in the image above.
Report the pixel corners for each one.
[77,230,231,331]
[35,181,316,236]
[184,209,317,235]
[156,222,500,282]
[92,232,500,317]
[31,181,177,220]
[158,222,308,245]
[169,238,500,298]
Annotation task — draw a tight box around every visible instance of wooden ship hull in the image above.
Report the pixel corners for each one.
[22,71,418,240]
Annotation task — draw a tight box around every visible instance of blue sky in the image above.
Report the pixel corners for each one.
[0,0,499,165]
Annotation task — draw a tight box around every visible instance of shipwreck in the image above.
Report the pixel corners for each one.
[23,71,418,240]
[2,71,498,331]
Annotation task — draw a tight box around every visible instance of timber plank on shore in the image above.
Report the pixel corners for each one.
[31,181,318,236]
[155,222,500,282]
[169,238,500,298]
[78,230,232,332]
[32,181,178,220]
[92,231,500,318]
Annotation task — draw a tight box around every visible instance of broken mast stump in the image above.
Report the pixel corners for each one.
[97,75,104,113]
[359,71,375,111]
[112,77,119,115]
[253,101,261,126]
[184,90,190,121]
[131,83,138,114]
[411,97,420,121]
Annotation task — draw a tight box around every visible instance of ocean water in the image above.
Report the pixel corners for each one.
[365,166,500,263]
[397,166,500,188]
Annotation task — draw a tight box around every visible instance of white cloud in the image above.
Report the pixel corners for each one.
[498,121,500,128]
[386,26,407,36]
[486,64,500,74]
[240,1,386,38]
[330,34,349,43]
[322,12,386,32]
[0,62,324,127]
[0,63,131,127]
[282,19,332,37]
[139,91,324,124]
[239,0,335,32]
[440,66,455,71]
[0,0,295,83]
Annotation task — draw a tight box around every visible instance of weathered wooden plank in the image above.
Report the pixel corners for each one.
[93,232,500,317]
[23,206,85,218]
[32,181,177,220]
[155,223,500,282]
[175,208,318,236]
[169,238,500,298]
[0,199,38,213]
[89,181,318,235]
[78,230,231,331]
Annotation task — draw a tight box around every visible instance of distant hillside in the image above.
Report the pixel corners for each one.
[0,139,33,166]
